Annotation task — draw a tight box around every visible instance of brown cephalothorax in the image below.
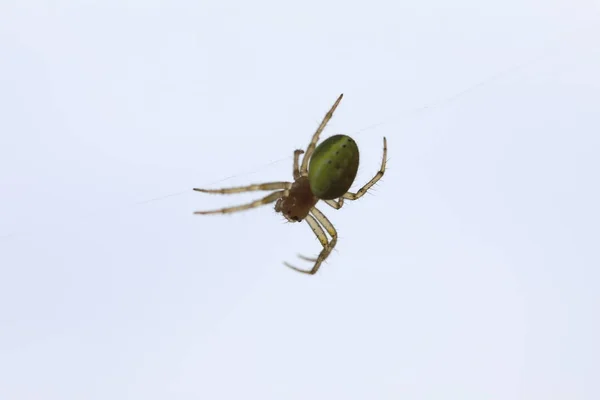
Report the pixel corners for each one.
[274,176,318,222]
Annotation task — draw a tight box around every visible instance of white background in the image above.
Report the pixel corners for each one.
[1,1,599,399]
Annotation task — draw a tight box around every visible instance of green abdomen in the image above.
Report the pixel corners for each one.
[308,135,359,200]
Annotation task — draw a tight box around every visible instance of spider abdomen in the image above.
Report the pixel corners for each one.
[308,134,359,200]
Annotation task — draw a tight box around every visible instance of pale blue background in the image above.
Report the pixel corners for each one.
[1,1,599,399]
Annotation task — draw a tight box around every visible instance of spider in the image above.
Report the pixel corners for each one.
[193,94,387,275]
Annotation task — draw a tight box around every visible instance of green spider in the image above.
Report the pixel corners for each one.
[193,94,387,275]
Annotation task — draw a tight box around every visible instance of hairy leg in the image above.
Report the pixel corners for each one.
[343,137,387,200]
[194,182,291,195]
[300,94,344,175]
[194,190,287,215]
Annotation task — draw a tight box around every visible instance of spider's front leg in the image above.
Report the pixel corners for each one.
[194,182,291,195]
[299,94,344,175]
[284,207,337,275]
[194,189,289,215]
[193,182,293,215]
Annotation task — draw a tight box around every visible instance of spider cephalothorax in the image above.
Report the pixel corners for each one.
[274,176,318,223]
[193,94,387,275]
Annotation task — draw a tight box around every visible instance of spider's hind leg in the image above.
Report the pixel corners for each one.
[342,137,387,201]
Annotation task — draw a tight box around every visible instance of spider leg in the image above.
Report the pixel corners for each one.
[299,94,344,175]
[193,182,291,195]
[284,207,337,275]
[324,198,344,210]
[194,190,287,215]
[293,149,304,180]
[342,137,387,201]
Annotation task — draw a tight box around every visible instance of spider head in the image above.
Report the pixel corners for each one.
[274,176,318,223]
